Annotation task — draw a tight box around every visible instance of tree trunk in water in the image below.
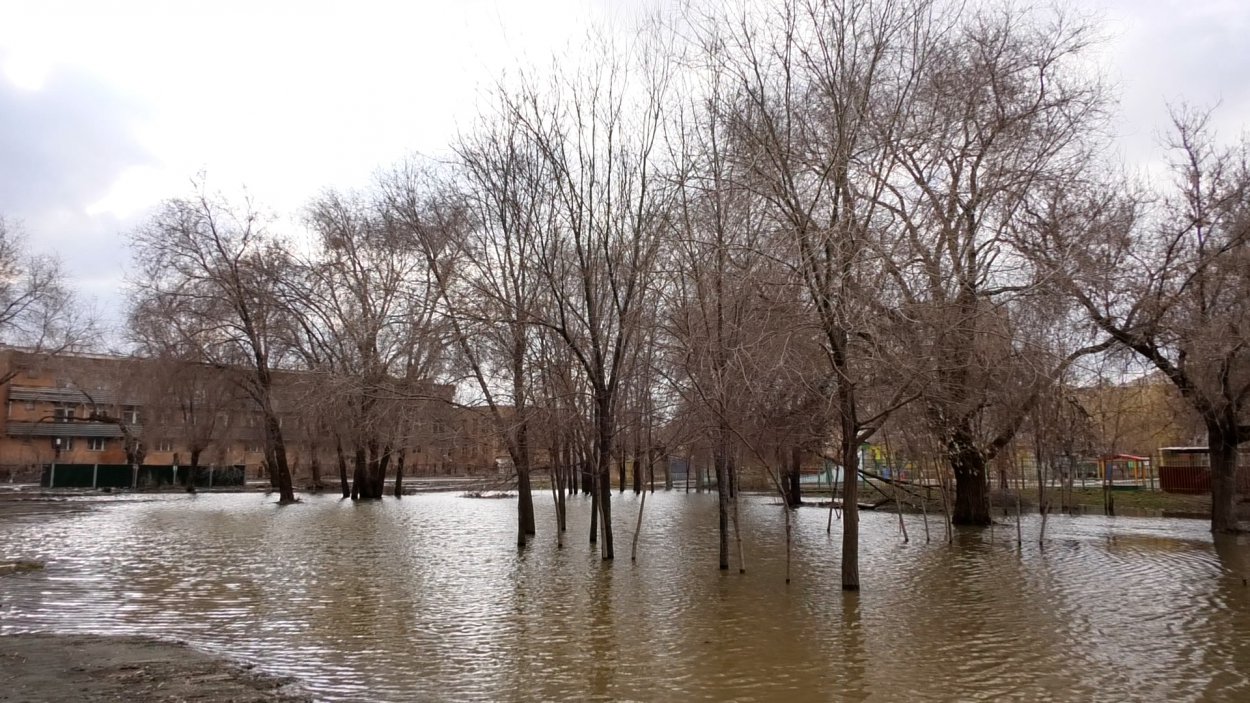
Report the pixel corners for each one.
[595,396,615,561]
[309,451,322,492]
[263,412,296,503]
[631,487,646,562]
[516,419,535,537]
[598,458,614,560]
[351,445,366,501]
[589,467,599,545]
[730,453,745,573]
[633,427,643,495]
[716,446,730,570]
[187,449,201,494]
[365,441,389,500]
[786,446,802,508]
[517,463,535,537]
[619,448,627,494]
[558,442,570,532]
[950,433,991,526]
[841,440,860,591]
[648,446,655,493]
[336,439,350,498]
[1209,421,1240,534]
[393,448,406,498]
[515,424,533,546]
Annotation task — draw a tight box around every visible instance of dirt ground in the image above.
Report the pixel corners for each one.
[0,634,309,702]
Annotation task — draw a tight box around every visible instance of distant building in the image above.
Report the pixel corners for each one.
[0,346,502,484]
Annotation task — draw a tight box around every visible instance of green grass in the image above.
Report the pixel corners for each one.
[1065,487,1210,513]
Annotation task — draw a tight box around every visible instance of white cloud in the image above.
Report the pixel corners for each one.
[0,0,1247,343]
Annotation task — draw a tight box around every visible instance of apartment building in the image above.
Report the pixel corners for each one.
[0,347,503,484]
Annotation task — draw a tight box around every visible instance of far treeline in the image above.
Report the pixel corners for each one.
[6,0,1247,591]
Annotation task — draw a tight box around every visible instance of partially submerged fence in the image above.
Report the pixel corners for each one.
[40,463,246,489]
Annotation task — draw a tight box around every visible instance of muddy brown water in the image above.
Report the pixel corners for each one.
[1,491,1248,702]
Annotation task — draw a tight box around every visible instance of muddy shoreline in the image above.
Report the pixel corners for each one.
[0,633,309,702]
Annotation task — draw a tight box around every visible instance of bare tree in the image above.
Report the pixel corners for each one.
[0,217,95,375]
[284,188,447,501]
[129,186,298,503]
[874,4,1110,525]
[696,0,933,590]
[1024,108,1250,533]
[481,35,675,561]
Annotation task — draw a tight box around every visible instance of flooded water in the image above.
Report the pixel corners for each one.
[2,491,1249,702]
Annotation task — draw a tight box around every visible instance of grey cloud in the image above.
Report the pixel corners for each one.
[0,63,151,216]
[0,62,154,343]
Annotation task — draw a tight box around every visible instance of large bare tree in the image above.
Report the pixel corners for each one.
[874,4,1110,525]
[129,187,298,503]
[1023,108,1250,533]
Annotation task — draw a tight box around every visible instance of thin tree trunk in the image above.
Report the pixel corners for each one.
[336,438,349,498]
[783,499,792,584]
[1037,445,1049,545]
[716,446,730,570]
[351,445,365,501]
[598,459,614,560]
[731,454,745,574]
[590,464,599,545]
[309,450,322,493]
[631,488,646,562]
[787,446,802,508]
[393,448,406,498]
[919,459,930,543]
[936,457,953,544]
[894,466,909,544]
[187,449,201,494]
[631,427,641,494]
[549,445,565,548]
[620,447,628,495]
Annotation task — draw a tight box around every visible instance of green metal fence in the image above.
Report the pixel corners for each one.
[40,463,246,489]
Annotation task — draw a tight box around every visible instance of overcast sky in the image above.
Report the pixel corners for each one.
[1,0,1248,343]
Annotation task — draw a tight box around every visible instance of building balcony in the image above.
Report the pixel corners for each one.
[8,386,139,406]
[4,421,134,438]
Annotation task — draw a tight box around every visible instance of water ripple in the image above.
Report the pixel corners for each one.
[1,492,1248,702]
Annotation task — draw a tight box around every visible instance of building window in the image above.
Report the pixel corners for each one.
[88,437,106,451]
[53,407,75,423]
[246,443,264,454]
[156,440,174,453]
[53,437,74,452]
[123,408,140,425]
